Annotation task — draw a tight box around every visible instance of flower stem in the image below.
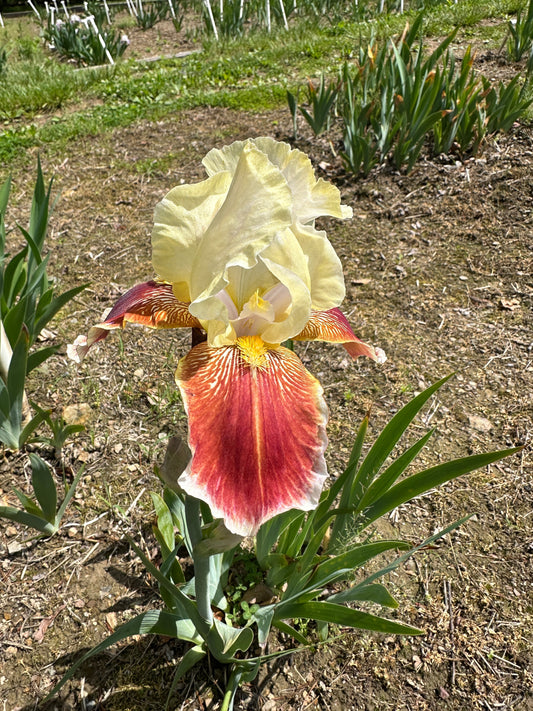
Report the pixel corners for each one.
[220,666,242,711]
[185,495,213,625]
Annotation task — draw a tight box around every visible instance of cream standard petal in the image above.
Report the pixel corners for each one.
[188,144,292,315]
[271,143,352,223]
[205,137,353,224]
[151,172,231,293]
[258,228,312,343]
[202,139,248,176]
[291,222,345,311]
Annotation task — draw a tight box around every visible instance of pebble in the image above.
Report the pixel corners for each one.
[468,414,494,433]
[62,403,92,427]
[7,541,23,555]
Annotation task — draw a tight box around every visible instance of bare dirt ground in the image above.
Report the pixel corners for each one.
[0,18,532,711]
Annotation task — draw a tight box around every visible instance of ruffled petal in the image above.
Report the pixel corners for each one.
[67,281,200,363]
[203,137,353,224]
[151,172,232,300]
[295,308,387,363]
[290,222,345,311]
[189,143,293,316]
[176,339,328,536]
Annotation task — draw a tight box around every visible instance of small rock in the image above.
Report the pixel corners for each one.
[468,414,494,433]
[5,526,17,537]
[439,686,450,699]
[62,403,92,427]
[7,541,24,555]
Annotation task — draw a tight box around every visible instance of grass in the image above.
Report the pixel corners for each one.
[0,0,530,171]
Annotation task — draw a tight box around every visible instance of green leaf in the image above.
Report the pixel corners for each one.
[26,346,60,374]
[34,283,87,336]
[4,332,30,444]
[256,508,303,566]
[309,540,410,589]
[361,447,522,528]
[29,453,57,524]
[151,492,176,552]
[357,429,434,512]
[350,375,454,513]
[12,486,42,516]
[317,414,368,540]
[272,618,309,646]
[0,506,57,535]
[127,536,209,640]
[283,518,331,597]
[19,407,51,448]
[194,520,243,556]
[45,609,202,702]
[0,175,11,218]
[328,582,399,608]
[206,618,254,662]
[275,601,423,636]
[355,516,473,591]
[253,606,274,648]
[163,486,194,556]
[56,464,86,522]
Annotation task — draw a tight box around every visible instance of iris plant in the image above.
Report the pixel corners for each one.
[69,137,385,537]
[60,139,519,710]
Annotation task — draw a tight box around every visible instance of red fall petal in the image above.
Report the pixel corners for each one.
[67,281,201,363]
[295,307,386,362]
[176,339,328,537]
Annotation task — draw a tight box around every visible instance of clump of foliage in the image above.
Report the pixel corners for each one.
[0,160,86,450]
[42,13,129,66]
[288,14,533,175]
[134,0,170,29]
[507,0,533,61]
[0,452,85,536]
[48,377,519,710]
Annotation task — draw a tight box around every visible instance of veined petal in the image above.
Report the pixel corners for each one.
[176,340,328,537]
[295,308,387,363]
[67,281,200,363]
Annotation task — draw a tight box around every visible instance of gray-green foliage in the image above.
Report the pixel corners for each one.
[0,453,85,536]
[0,161,86,449]
[43,15,129,66]
[290,13,532,175]
[507,0,533,61]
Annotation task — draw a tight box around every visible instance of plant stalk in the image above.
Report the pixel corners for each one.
[186,496,213,625]
[220,666,242,711]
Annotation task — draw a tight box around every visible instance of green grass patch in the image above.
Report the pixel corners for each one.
[0,1,530,170]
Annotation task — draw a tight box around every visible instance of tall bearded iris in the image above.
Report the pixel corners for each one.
[69,138,385,537]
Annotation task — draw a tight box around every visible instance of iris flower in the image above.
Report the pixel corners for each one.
[69,138,385,537]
